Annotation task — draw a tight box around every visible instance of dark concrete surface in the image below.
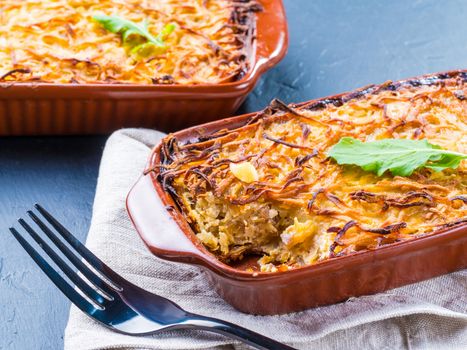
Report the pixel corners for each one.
[1,0,467,349]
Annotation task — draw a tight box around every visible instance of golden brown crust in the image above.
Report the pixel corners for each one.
[0,0,259,84]
[158,73,467,272]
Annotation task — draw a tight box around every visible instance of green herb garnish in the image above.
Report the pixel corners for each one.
[93,15,176,57]
[327,137,467,176]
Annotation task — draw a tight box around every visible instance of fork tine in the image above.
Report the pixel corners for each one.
[34,204,123,288]
[17,218,106,308]
[27,210,117,297]
[9,227,98,314]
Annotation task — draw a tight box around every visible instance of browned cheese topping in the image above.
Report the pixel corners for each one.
[0,0,259,84]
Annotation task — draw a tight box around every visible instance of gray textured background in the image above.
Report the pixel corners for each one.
[1,0,467,349]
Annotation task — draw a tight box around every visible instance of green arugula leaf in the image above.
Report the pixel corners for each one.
[327,137,467,177]
[93,15,176,57]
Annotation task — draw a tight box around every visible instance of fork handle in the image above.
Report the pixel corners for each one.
[183,314,297,350]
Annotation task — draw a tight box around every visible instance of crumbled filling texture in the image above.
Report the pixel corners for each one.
[0,0,259,84]
[157,74,467,272]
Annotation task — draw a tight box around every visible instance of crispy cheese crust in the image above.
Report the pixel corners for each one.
[0,0,258,84]
[158,74,467,272]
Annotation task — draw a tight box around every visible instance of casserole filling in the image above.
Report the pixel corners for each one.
[159,76,467,272]
[0,0,258,84]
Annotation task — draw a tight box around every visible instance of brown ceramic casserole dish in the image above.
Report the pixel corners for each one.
[0,0,287,135]
[127,70,467,315]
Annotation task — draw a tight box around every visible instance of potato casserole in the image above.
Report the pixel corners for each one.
[156,74,467,272]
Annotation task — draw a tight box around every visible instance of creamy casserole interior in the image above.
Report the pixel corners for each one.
[158,75,467,272]
[0,0,258,84]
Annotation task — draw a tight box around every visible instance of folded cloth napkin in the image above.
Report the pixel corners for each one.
[64,129,467,350]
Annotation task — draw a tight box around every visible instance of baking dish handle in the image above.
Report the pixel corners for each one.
[126,175,207,264]
[253,0,289,76]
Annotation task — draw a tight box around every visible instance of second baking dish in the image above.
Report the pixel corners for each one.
[0,0,288,135]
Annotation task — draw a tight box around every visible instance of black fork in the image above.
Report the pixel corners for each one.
[9,204,296,350]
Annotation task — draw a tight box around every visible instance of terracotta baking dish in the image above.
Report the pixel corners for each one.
[127,70,467,315]
[0,0,287,136]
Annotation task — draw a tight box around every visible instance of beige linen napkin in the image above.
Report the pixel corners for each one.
[64,129,467,350]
